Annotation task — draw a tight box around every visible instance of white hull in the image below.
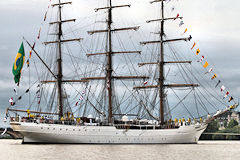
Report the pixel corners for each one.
[10,122,207,144]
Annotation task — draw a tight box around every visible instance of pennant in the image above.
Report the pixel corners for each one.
[183,28,188,34]
[29,42,36,59]
[198,56,204,62]
[228,96,234,102]
[221,85,226,92]
[44,11,48,21]
[179,21,184,27]
[13,88,18,95]
[205,68,213,74]
[37,27,42,39]
[188,35,192,41]
[75,101,79,106]
[191,42,196,50]
[215,80,221,88]
[209,68,213,73]
[9,97,14,106]
[12,43,25,85]
[79,96,83,101]
[224,91,229,99]
[26,59,30,67]
[36,89,40,94]
[144,81,148,85]
[196,48,200,55]
[81,90,85,95]
[174,13,179,20]
[211,74,217,80]
[36,88,40,98]
[203,61,209,68]
[29,50,32,59]
[32,42,36,49]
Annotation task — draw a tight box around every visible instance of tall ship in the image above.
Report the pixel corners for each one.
[5,0,238,143]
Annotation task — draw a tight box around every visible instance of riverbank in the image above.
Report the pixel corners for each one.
[0,128,23,139]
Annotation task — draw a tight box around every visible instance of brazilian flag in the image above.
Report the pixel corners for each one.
[12,42,25,85]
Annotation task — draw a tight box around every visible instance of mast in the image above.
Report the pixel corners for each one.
[107,0,113,123]
[159,0,164,125]
[45,1,81,118]
[136,0,196,124]
[85,1,146,124]
[57,0,63,118]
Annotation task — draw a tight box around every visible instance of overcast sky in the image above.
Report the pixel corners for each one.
[0,0,240,126]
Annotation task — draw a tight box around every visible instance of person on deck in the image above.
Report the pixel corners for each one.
[174,118,178,127]
[182,118,185,126]
[179,119,182,126]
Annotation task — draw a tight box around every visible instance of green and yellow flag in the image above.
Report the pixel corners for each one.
[12,42,25,85]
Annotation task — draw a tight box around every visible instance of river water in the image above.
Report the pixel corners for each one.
[0,140,239,160]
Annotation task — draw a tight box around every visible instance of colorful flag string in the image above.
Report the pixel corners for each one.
[177,10,236,104]
[27,0,52,67]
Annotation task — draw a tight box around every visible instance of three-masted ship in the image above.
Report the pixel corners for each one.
[7,0,238,143]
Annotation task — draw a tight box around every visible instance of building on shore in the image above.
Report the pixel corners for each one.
[217,111,240,130]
